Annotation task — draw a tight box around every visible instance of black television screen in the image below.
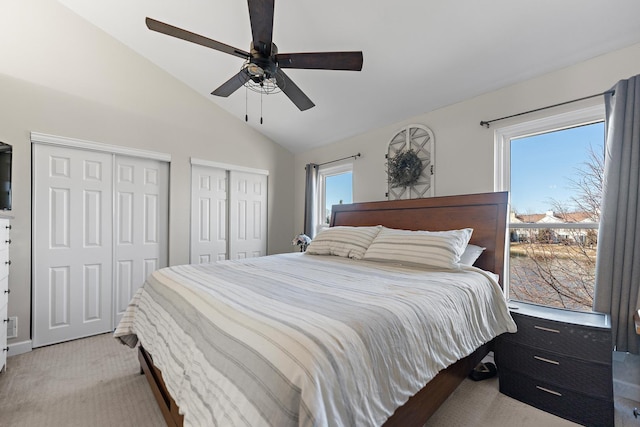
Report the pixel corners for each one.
[0,142,11,211]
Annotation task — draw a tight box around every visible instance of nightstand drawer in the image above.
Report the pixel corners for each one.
[499,367,614,427]
[496,341,612,398]
[504,312,612,362]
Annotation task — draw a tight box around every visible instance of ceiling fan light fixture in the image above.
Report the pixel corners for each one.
[246,62,265,77]
[241,60,283,95]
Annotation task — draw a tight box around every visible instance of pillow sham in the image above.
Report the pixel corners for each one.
[306,225,382,259]
[459,244,485,266]
[362,227,473,270]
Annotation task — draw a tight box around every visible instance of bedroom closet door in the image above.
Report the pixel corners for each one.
[32,144,114,347]
[113,156,169,327]
[228,170,267,259]
[190,162,267,263]
[33,142,169,347]
[190,165,228,263]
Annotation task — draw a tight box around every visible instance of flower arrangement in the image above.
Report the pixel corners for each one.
[292,233,312,252]
[387,149,423,188]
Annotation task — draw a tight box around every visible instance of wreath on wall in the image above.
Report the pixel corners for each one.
[386,149,423,188]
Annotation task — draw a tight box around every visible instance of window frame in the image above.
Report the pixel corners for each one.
[316,162,353,234]
[494,104,605,303]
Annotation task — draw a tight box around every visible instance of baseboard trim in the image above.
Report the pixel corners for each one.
[7,340,32,356]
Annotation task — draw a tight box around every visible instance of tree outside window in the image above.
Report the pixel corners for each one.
[496,106,605,312]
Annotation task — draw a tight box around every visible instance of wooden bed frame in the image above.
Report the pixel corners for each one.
[138,191,509,427]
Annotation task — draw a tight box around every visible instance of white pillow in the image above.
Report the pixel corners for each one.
[459,244,485,266]
[306,225,382,259]
[363,227,473,270]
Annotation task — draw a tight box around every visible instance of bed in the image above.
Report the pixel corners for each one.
[115,191,516,427]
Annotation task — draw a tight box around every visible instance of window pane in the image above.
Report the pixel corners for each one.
[509,122,604,311]
[509,225,598,310]
[324,172,352,224]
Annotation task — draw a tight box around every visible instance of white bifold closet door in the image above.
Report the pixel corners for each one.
[32,143,168,347]
[190,163,267,264]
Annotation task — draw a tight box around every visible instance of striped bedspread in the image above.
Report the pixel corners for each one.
[115,253,516,427]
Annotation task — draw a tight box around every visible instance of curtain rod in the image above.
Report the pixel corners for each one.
[479,90,614,128]
[317,152,361,167]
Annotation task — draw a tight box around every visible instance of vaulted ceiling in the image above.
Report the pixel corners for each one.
[58,0,640,153]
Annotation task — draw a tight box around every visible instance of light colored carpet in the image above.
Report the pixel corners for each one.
[0,333,638,426]
[0,333,164,427]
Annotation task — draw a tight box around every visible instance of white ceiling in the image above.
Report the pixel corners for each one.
[58,0,640,153]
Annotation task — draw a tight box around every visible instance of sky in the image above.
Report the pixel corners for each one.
[325,172,353,216]
[510,121,604,214]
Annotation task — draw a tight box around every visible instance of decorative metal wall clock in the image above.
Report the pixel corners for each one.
[386,124,435,200]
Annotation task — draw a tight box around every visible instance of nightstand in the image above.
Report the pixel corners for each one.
[495,302,613,427]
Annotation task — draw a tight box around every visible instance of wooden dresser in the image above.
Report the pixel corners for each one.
[495,302,613,427]
[0,215,11,373]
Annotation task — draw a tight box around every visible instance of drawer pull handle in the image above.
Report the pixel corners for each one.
[534,355,560,365]
[2,347,8,352]
[4,239,10,244]
[534,325,560,333]
[4,260,10,266]
[536,386,562,397]
[5,225,10,230]
[3,318,8,323]
[4,289,9,294]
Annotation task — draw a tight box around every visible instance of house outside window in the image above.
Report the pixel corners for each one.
[316,163,353,234]
[495,105,605,312]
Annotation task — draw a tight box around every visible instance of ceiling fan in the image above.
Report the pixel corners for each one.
[146,0,363,111]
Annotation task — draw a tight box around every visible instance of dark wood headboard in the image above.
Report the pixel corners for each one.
[330,192,509,285]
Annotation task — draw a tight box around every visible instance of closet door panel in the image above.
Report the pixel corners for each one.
[33,145,113,347]
[190,165,227,264]
[113,156,168,327]
[229,171,267,259]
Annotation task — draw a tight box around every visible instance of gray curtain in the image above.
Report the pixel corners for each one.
[303,163,318,238]
[594,74,640,354]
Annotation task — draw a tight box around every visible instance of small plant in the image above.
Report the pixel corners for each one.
[387,149,422,188]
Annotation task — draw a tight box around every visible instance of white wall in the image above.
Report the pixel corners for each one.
[293,43,640,234]
[0,0,295,349]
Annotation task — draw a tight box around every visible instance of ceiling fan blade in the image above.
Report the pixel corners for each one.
[146,17,249,59]
[277,52,363,71]
[277,70,315,111]
[211,71,250,97]
[247,0,274,55]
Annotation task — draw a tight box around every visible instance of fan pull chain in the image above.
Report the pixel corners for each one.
[245,86,248,122]
[260,91,264,125]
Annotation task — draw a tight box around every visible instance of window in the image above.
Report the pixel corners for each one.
[495,105,605,312]
[316,163,353,233]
